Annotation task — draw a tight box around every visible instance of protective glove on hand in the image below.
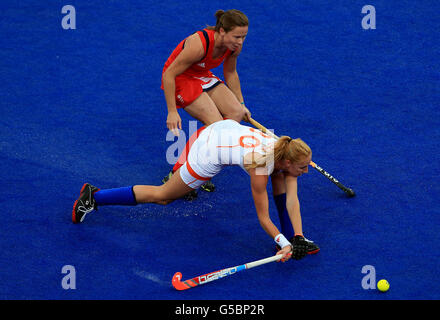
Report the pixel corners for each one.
[290,235,308,260]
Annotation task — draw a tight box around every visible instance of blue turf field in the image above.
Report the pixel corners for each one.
[1,0,439,300]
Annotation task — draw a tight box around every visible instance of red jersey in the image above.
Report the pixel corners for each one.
[162,29,234,79]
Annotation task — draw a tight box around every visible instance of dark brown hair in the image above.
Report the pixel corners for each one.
[206,9,249,32]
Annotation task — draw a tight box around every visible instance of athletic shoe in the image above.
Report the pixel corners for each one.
[183,190,198,201]
[72,183,99,223]
[161,171,173,184]
[200,180,215,192]
[276,236,320,255]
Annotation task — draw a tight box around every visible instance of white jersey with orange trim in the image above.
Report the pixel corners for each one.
[179,120,277,189]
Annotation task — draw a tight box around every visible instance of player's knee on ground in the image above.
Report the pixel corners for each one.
[155,199,174,205]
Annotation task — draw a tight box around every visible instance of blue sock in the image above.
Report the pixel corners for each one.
[94,186,137,206]
[273,193,294,240]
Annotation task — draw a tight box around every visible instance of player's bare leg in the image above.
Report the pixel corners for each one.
[206,83,245,122]
[135,168,194,205]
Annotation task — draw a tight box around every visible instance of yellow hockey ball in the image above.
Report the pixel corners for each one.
[377,279,390,292]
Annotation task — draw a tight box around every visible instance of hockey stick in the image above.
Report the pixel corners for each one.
[172,253,283,290]
[248,118,355,197]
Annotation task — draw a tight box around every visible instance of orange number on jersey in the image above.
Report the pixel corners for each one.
[239,135,261,148]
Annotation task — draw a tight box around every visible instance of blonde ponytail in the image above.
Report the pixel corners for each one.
[243,136,311,171]
[274,136,311,163]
